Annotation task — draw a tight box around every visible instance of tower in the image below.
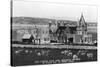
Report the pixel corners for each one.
[76,13,93,44]
[77,14,87,35]
[49,21,52,34]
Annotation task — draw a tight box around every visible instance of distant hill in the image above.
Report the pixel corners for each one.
[12,17,97,32]
[12,17,79,25]
[12,17,97,24]
[12,17,56,25]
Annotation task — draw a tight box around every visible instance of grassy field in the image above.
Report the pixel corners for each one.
[11,46,97,66]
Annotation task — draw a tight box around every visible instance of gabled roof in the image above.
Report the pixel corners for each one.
[22,34,32,39]
[79,14,87,26]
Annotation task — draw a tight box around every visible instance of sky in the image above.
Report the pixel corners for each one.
[12,0,98,22]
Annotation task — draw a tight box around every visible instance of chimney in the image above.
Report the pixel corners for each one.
[49,21,52,28]
[57,20,60,27]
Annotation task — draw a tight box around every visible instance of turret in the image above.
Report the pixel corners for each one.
[77,13,87,35]
[57,20,60,27]
[49,21,52,28]
[79,13,87,27]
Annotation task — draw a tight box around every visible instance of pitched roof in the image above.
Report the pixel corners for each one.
[79,14,87,26]
[22,34,32,39]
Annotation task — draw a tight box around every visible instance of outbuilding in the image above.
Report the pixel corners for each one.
[22,34,34,44]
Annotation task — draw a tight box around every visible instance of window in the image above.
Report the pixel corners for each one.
[78,31,82,35]
[44,38,49,41]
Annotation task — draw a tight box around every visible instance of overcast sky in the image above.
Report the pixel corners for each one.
[12,1,97,22]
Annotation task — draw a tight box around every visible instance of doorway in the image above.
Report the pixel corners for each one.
[68,38,73,43]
